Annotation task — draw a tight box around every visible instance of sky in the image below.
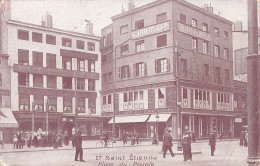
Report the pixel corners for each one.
[5,0,251,36]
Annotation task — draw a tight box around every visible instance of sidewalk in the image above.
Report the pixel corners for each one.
[0,138,237,154]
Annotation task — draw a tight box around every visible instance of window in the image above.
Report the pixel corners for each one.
[46,53,56,68]
[225,69,229,84]
[215,67,221,85]
[62,37,72,47]
[63,98,72,113]
[88,79,95,91]
[241,96,246,108]
[103,72,112,84]
[157,88,165,108]
[19,95,29,111]
[77,40,85,49]
[180,14,186,24]
[77,78,85,90]
[191,19,197,28]
[182,88,188,107]
[87,42,95,51]
[215,28,219,36]
[136,40,144,52]
[217,93,231,110]
[18,49,29,65]
[62,57,72,70]
[135,20,144,30]
[157,12,167,23]
[17,29,29,40]
[18,73,29,86]
[46,34,56,45]
[33,74,43,88]
[47,97,57,112]
[134,62,145,77]
[119,65,130,79]
[120,25,128,34]
[224,48,229,60]
[32,32,42,43]
[202,23,208,32]
[224,31,229,39]
[108,95,112,104]
[47,75,56,89]
[88,61,95,73]
[192,38,198,51]
[78,59,85,71]
[103,96,107,105]
[214,45,220,57]
[33,96,43,111]
[180,59,187,73]
[121,44,129,56]
[204,64,209,77]
[63,77,72,89]
[155,58,169,73]
[157,34,167,48]
[33,51,43,67]
[77,98,85,113]
[202,41,209,54]
[0,73,2,86]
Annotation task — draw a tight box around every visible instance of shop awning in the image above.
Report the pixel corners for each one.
[147,114,172,122]
[0,108,19,128]
[108,115,150,124]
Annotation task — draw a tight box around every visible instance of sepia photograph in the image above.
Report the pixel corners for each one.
[0,0,259,165]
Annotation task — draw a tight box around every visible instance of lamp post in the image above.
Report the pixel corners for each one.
[175,42,183,151]
[155,112,159,144]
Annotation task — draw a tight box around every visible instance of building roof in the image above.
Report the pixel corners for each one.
[6,19,101,41]
[111,0,233,24]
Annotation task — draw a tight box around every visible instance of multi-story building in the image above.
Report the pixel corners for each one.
[101,0,243,140]
[0,0,102,139]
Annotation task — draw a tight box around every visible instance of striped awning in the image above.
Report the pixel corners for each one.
[0,108,19,128]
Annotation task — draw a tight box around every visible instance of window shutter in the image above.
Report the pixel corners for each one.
[133,63,136,77]
[119,67,121,79]
[155,59,158,73]
[166,58,170,72]
[144,63,147,76]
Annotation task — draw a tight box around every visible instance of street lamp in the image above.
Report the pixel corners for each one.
[155,112,159,144]
[175,42,183,151]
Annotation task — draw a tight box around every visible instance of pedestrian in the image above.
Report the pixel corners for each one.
[0,131,4,149]
[13,135,18,149]
[74,131,85,162]
[33,133,39,147]
[135,132,140,145]
[219,132,223,141]
[102,131,109,147]
[183,133,192,161]
[162,129,175,158]
[191,132,195,143]
[244,131,248,147]
[17,131,22,149]
[240,131,245,147]
[209,131,216,156]
[27,133,32,148]
[122,130,127,145]
[64,130,69,146]
[152,132,158,145]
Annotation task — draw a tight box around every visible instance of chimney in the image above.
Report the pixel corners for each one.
[121,5,126,13]
[234,20,243,31]
[41,17,45,27]
[128,0,135,11]
[202,4,213,13]
[85,20,93,36]
[45,12,53,28]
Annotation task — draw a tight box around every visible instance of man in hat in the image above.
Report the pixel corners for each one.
[162,129,175,158]
[209,131,216,156]
[74,131,85,162]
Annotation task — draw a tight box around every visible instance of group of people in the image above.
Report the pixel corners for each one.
[122,130,140,146]
[239,130,248,147]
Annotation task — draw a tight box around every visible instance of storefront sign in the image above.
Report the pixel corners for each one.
[0,89,9,96]
[178,22,211,41]
[132,21,170,39]
[235,118,242,122]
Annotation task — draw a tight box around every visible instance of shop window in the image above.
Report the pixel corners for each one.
[120,24,128,34]
[46,53,56,68]
[46,34,56,45]
[18,49,29,65]
[136,40,144,53]
[63,98,72,113]
[87,42,95,51]
[77,40,85,49]
[78,59,85,71]
[180,14,186,24]
[88,79,95,91]
[157,34,167,48]
[77,78,85,90]
[33,51,43,67]
[135,20,144,30]
[88,60,95,73]
[62,56,72,70]
[32,32,42,43]
[33,96,43,111]
[19,95,30,111]
[18,73,29,86]
[47,75,56,89]
[63,77,72,89]
[62,37,72,47]
[17,29,29,40]
[119,65,130,79]
[155,58,169,73]
[121,44,129,56]
[157,12,167,23]
[33,74,43,88]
